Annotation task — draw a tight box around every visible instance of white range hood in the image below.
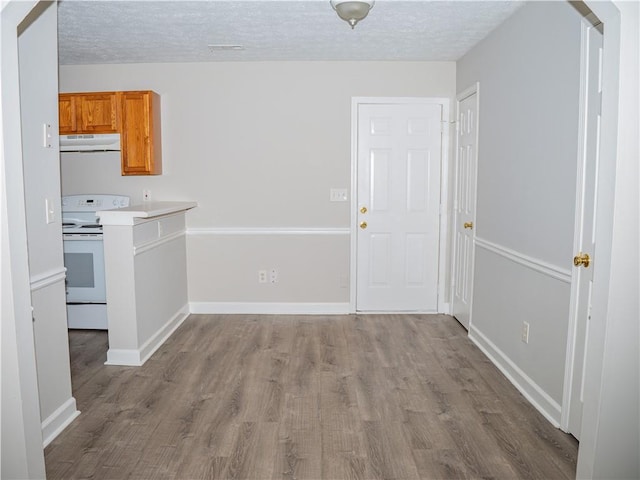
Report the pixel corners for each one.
[60,133,121,152]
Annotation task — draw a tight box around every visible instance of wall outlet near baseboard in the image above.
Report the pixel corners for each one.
[269,268,278,284]
[521,321,530,344]
[258,270,267,283]
[329,188,348,202]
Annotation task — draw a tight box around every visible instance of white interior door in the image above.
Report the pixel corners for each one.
[451,88,478,330]
[356,102,442,312]
[564,24,603,440]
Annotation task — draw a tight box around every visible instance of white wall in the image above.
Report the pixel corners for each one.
[17,0,78,445]
[1,1,48,477]
[59,61,455,310]
[456,1,583,423]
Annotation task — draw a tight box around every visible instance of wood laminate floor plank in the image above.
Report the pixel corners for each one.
[46,314,578,479]
[274,393,322,480]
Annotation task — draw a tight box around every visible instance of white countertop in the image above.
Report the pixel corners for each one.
[97,201,197,226]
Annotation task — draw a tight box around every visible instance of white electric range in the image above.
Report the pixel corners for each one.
[62,194,130,329]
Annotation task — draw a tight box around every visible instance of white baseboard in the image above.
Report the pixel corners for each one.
[41,397,80,447]
[105,348,143,366]
[139,306,189,364]
[189,302,351,315]
[469,325,562,427]
[355,310,438,314]
[105,305,189,366]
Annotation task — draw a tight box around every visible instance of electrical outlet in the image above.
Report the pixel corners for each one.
[269,268,278,284]
[143,189,151,201]
[258,270,267,283]
[330,188,348,202]
[521,322,530,344]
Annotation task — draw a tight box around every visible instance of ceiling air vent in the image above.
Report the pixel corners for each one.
[208,44,245,52]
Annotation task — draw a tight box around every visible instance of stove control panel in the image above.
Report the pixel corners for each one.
[62,194,130,212]
[79,198,102,207]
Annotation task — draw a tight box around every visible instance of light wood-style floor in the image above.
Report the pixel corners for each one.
[45,314,578,479]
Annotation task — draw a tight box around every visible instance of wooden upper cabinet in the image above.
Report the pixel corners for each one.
[59,92,119,134]
[59,90,161,175]
[77,93,119,133]
[121,91,162,176]
[58,94,76,134]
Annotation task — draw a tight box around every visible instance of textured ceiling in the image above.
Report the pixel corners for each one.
[57,0,525,65]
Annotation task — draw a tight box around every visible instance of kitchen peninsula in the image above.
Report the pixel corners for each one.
[97,201,197,366]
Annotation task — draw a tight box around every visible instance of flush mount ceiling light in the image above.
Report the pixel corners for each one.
[330,0,375,29]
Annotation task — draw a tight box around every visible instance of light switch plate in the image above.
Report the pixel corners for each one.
[330,188,348,202]
[45,198,55,224]
[42,123,53,148]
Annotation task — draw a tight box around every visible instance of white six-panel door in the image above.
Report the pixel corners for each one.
[564,24,603,440]
[452,89,479,329]
[356,102,442,312]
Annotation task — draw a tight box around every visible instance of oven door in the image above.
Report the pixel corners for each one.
[63,235,106,303]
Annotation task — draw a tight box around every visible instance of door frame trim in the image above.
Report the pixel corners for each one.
[349,97,450,313]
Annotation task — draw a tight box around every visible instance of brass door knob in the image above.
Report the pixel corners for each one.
[360,221,368,229]
[573,253,591,268]
[360,206,368,214]
[464,222,474,229]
